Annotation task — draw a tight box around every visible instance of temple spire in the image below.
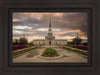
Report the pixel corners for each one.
[49,18,51,27]
[76,33,79,38]
[48,18,52,35]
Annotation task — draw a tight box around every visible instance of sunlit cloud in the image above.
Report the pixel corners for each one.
[54,29,84,35]
[36,28,62,32]
[13,18,20,22]
[37,28,48,31]
[13,30,25,34]
[13,26,32,29]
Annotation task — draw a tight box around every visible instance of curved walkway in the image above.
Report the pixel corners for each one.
[13,45,88,63]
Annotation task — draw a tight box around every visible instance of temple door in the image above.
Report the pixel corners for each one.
[49,40,51,45]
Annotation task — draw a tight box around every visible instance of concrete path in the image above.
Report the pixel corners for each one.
[13,45,88,63]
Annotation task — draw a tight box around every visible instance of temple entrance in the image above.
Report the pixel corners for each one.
[49,40,51,45]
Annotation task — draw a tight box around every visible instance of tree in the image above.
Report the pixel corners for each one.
[19,37,27,45]
[13,39,19,45]
[19,34,28,45]
[73,33,82,45]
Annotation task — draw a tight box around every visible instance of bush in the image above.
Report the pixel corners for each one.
[67,42,73,46]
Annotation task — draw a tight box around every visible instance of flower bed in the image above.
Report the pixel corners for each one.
[41,48,59,57]
[72,45,88,50]
[13,45,27,51]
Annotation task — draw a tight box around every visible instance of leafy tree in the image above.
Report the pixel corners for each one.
[73,33,82,45]
[13,39,19,45]
[19,37,27,45]
[19,35,28,45]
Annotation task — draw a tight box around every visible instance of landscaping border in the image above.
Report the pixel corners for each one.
[63,46,88,56]
[13,46,37,58]
[38,48,63,59]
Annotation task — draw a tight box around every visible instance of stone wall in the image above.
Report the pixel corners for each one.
[33,39,67,45]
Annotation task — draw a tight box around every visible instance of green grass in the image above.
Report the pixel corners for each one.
[63,47,88,56]
[13,47,37,56]
[41,48,59,57]
[27,44,33,47]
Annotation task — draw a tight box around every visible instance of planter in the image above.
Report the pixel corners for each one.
[38,48,63,59]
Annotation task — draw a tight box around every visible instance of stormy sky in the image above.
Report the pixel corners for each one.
[13,12,88,42]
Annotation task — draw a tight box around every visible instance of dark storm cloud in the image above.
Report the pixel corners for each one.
[64,13,87,34]
[52,13,88,35]
[13,12,88,38]
[13,13,48,26]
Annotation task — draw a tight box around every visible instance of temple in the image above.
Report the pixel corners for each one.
[45,19,55,45]
[33,19,67,46]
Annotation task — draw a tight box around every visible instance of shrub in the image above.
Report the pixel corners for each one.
[67,42,73,46]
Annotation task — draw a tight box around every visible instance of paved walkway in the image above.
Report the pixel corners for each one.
[13,45,88,63]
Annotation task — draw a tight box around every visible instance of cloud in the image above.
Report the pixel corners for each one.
[13,18,21,22]
[12,12,88,41]
[37,28,48,31]
[13,26,32,29]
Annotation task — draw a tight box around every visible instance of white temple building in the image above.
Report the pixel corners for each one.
[33,19,67,46]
